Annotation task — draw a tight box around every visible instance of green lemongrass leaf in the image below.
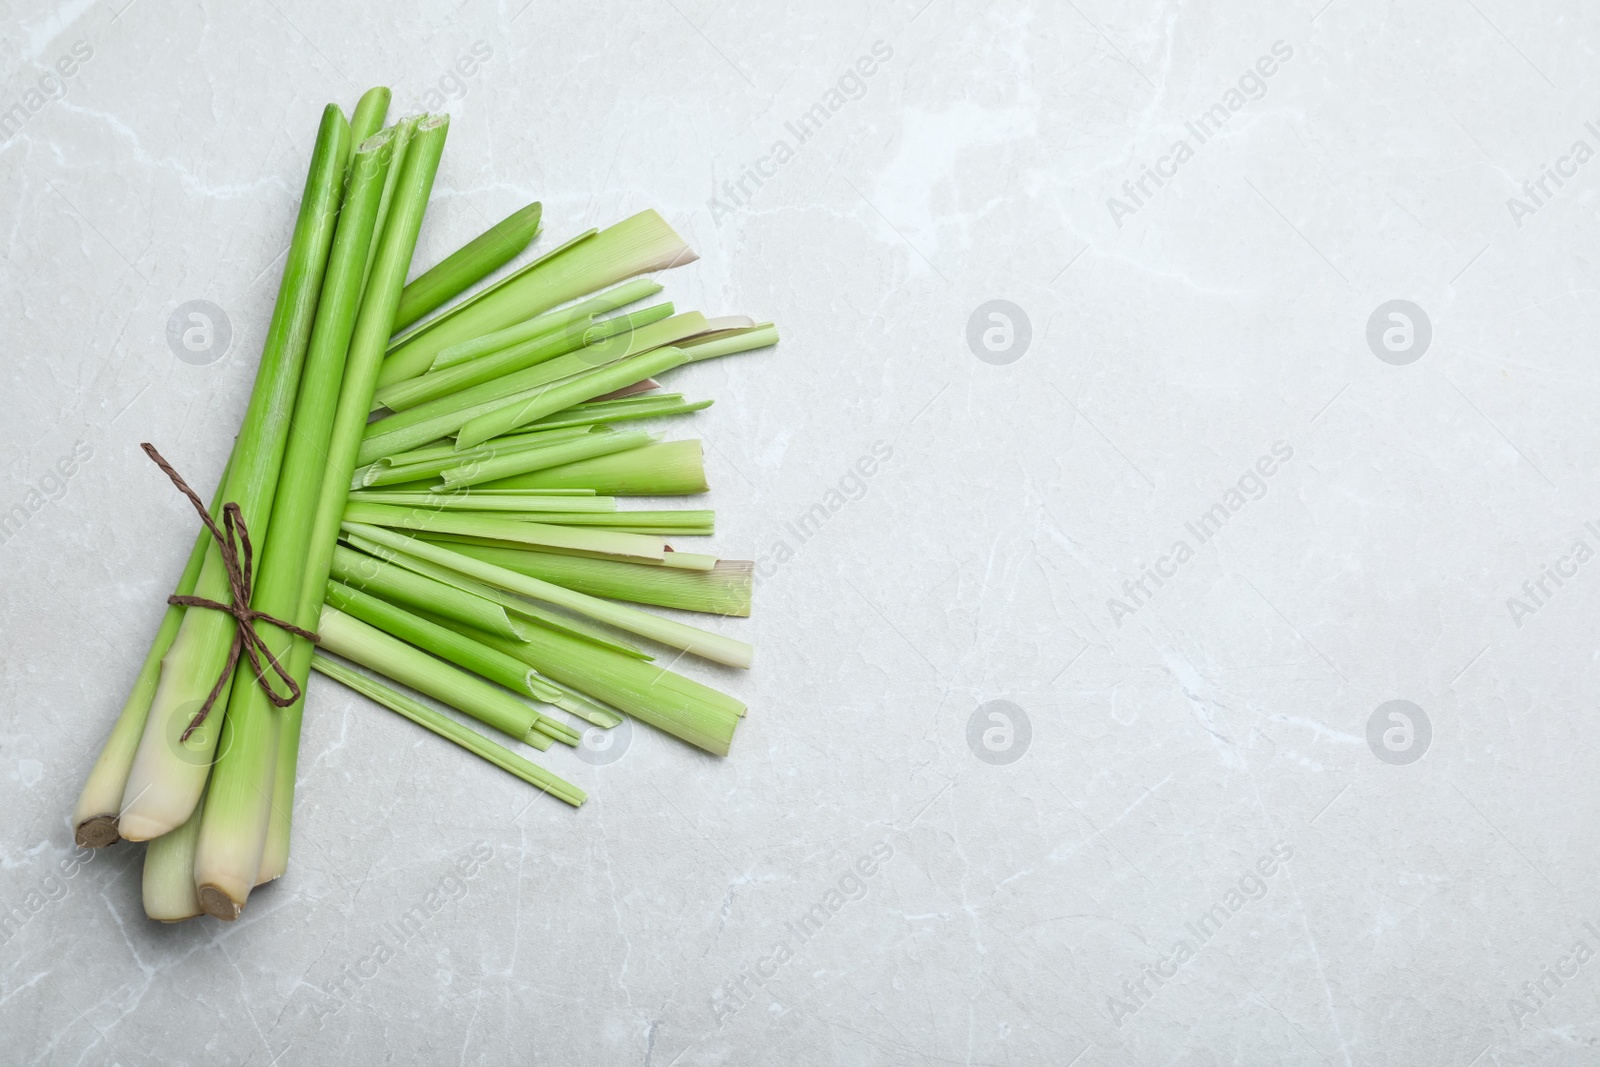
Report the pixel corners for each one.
[310,628,583,806]
[375,432,602,472]
[193,127,399,918]
[472,439,707,496]
[376,314,596,411]
[356,375,591,467]
[363,426,594,487]
[590,378,662,402]
[561,524,711,537]
[535,674,625,729]
[675,316,755,344]
[679,322,780,362]
[517,671,624,728]
[519,394,713,432]
[345,523,752,668]
[259,113,451,885]
[394,201,542,331]
[349,490,616,513]
[330,543,523,641]
[435,541,751,616]
[657,551,719,571]
[344,500,667,561]
[311,653,579,792]
[344,532,650,659]
[385,227,598,368]
[378,301,679,414]
[316,604,575,760]
[437,429,654,490]
[429,277,664,372]
[358,320,697,464]
[499,509,713,530]
[453,347,692,450]
[379,210,697,387]
[430,610,743,756]
[323,581,577,745]
[417,530,716,570]
[117,105,352,843]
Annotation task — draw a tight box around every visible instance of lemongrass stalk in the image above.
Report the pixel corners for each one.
[440,519,713,537]
[508,509,712,528]
[453,347,692,450]
[394,202,542,331]
[356,379,583,468]
[385,228,597,364]
[592,379,662,402]
[453,488,598,496]
[471,509,713,536]
[360,116,419,298]
[430,278,663,371]
[344,500,667,560]
[348,87,391,150]
[310,654,575,793]
[315,613,581,797]
[377,315,594,411]
[345,522,752,667]
[435,542,752,615]
[548,523,712,537]
[475,439,708,495]
[419,531,715,570]
[142,784,208,922]
[379,436,607,472]
[362,427,594,487]
[191,130,397,918]
[316,606,582,782]
[379,210,697,387]
[343,533,649,659]
[357,331,692,466]
[535,674,625,729]
[407,604,632,732]
[149,672,235,916]
[258,115,451,883]
[117,106,351,841]
[72,454,235,848]
[437,429,654,489]
[660,551,720,570]
[679,322,780,361]
[368,428,595,470]
[322,581,576,744]
[377,301,677,412]
[349,490,615,513]
[330,543,522,641]
[522,394,713,432]
[431,610,743,755]
[520,670,623,728]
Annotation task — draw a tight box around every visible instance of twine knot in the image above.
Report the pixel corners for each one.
[142,443,319,742]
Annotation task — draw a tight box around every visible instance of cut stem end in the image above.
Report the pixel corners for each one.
[197,884,245,922]
[74,814,120,849]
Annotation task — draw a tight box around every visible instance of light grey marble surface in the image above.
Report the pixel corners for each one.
[4,0,1599,1063]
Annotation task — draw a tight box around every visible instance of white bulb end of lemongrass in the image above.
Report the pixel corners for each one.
[118,809,178,843]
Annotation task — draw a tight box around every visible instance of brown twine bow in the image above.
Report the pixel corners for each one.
[142,444,319,742]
